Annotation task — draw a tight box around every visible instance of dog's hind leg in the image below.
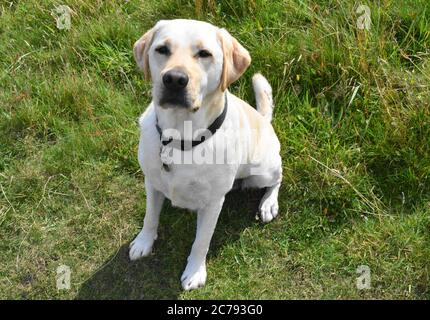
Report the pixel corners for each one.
[259,181,281,223]
[242,158,282,223]
[259,159,282,223]
[129,179,165,260]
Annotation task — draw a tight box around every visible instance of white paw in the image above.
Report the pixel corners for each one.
[259,197,279,223]
[129,232,157,261]
[181,262,207,291]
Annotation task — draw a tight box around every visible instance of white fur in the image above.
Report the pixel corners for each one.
[252,73,274,121]
[129,20,282,290]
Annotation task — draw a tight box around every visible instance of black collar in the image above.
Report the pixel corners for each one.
[155,93,228,151]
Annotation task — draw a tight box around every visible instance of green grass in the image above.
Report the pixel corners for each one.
[1,0,429,299]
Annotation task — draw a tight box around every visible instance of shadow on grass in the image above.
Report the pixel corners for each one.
[76,188,265,299]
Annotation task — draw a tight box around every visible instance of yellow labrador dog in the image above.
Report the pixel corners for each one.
[129,19,282,290]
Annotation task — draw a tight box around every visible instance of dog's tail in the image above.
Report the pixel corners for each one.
[252,73,274,122]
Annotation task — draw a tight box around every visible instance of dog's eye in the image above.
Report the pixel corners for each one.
[155,45,170,55]
[197,49,212,58]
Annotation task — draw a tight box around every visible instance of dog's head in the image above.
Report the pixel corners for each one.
[134,19,251,111]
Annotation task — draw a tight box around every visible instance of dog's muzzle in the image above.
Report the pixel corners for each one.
[159,69,191,108]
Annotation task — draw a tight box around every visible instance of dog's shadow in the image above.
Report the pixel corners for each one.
[76,188,265,299]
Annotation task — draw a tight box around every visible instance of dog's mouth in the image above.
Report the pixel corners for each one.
[159,88,192,109]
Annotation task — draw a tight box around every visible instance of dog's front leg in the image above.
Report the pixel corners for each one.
[181,197,224,290]
[129,179,165,260]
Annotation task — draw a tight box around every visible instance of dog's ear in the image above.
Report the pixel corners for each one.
[218,29,251,91]
[134,22,164,81]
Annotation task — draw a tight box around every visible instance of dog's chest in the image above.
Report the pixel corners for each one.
[150,163,232,210]
[161,166,212,209]
[139,136,235,211]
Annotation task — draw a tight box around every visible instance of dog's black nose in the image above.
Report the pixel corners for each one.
[163,70,189,90]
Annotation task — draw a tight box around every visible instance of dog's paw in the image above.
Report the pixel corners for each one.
[129,232,157,261]
[181,262,207,291]
[259,197,279,223]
